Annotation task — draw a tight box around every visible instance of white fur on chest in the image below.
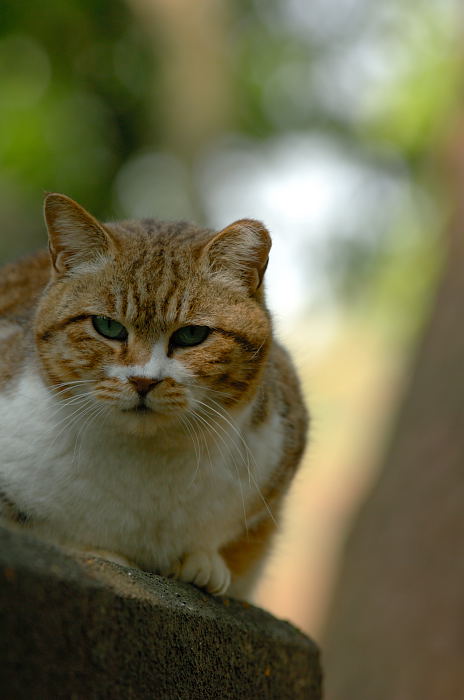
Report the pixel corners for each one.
[0,372,282,572]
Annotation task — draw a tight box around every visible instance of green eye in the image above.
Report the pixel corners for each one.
[170,325,210,348]
[92,316,128,341]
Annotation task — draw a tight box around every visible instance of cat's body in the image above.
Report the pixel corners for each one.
[0,194,307,599]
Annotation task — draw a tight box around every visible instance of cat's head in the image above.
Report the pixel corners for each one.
[34,193,272,436]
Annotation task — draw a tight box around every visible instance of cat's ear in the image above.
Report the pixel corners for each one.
[202,219,271,293]
[44,193,117,275]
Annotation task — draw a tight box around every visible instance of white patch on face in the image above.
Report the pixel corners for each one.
[106,338,193,385]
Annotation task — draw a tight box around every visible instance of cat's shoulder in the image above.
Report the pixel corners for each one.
[0,250,50,318]
[269,339,308,438]
[270,340,302,391]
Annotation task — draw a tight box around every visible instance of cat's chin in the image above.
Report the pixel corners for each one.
[123,405,152,415]
[108,405,180,437]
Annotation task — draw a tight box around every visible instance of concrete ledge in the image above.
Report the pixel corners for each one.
[0,526,322,699]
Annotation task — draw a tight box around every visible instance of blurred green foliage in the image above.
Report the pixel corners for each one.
[363,5,462,159]
[0,0,155,258]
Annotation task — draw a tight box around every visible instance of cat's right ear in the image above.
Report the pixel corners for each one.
[44,193,117,275]
[201,219,271,294]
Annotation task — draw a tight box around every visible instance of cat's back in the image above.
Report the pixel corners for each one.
[0,250,50,387]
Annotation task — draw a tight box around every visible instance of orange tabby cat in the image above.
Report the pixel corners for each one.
[0,193,307,598]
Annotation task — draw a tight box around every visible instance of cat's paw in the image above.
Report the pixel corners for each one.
[168,550,231,595]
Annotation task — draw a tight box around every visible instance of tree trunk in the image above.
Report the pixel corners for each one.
[323,177,464,698]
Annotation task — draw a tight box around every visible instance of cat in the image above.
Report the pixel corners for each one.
[0,193,308,599]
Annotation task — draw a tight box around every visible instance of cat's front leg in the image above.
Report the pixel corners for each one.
[165,550,231,595]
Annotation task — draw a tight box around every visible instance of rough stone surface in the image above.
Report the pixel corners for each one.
[0,525,322,699]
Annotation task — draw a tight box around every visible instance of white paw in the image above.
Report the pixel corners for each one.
[168,550,231,595]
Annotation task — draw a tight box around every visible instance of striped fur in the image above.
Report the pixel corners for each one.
[0,193,307,598]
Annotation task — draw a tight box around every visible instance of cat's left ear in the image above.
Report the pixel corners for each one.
[44,193,117,275]
[202,219,271,294]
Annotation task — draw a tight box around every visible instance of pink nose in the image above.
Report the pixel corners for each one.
[128,376,161,397]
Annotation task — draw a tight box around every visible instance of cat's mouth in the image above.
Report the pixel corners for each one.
[124,403,152,414]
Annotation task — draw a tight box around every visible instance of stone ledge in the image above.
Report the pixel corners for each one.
[0,525,322,699]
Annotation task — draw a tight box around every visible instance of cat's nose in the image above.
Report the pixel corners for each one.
[128,376,161,397]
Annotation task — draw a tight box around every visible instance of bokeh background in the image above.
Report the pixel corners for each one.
[1,0,463,692]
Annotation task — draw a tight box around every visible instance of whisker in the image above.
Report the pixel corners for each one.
[250,340,266,360]
[48,380,95,396]
[182,413,202,471]
[187,410,219,478]
[185,382,234,402]
[72,403,109,469]
[13,384,95,405]
[49,380,95,389]
[195,399,276,526]
[178,414,202,489]
[48,391,97,410]
[189,411,215,479]
[47,397,95,433]
[200,386,235,400]
[39,397,95,464]
[189,407,249,532]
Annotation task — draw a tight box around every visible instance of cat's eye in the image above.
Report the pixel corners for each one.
[170,325,210,348]
[91,316,128,341]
